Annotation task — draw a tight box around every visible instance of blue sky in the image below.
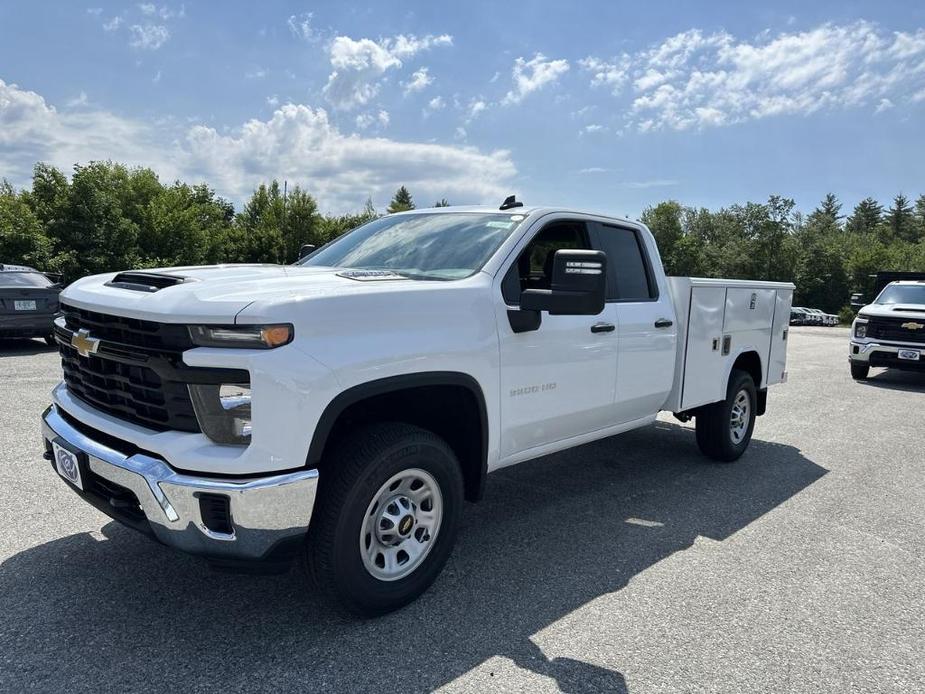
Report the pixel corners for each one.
[1,1,924,216]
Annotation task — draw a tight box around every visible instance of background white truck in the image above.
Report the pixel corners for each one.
[41,203,793,614]
[850,280,925,379]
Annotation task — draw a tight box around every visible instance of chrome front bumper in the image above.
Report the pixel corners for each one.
[849,341,923,363]
[42,404,319,566]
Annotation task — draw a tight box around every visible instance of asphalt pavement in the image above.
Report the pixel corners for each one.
[0,327,922,693]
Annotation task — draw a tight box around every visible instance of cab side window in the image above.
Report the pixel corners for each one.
[590,223,657,301]
[502,221,591,304]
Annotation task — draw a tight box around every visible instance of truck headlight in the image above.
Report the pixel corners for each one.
[189,324,293,349]
[854,320,868,338]
[188,383,252,445]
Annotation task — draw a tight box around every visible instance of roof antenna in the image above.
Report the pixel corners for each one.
[499,195,523,211]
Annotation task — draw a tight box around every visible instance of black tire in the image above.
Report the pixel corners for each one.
[44,334,56,347]
[695,369,757,463]
[302,422,464,616]
[850,362,869,380]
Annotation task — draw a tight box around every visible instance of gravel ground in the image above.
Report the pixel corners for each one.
[0,327,922,693]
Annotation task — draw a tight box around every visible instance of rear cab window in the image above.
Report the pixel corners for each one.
[588,222,657,301]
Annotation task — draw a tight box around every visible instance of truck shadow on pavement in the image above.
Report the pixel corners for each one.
[0,421,826,693]
[860,368,925,392]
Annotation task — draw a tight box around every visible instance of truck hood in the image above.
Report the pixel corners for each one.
[858,303,925,320]
[60,264,417,323]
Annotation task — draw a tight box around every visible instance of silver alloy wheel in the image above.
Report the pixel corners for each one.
[729,389,751,444]
[360,468,443,582]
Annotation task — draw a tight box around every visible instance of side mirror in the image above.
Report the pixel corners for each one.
[520,249,607,315]
[298,244,317,260]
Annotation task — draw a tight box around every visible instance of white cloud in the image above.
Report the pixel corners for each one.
[579,56,629,94]
[584,21,925,132]
[67,91,89,107]
[502,53,570,105]
[578,167,609,174]
[129,24,170,50]
[245,67,268,80]
[0,80,515,213]
[152,70,161,84]
[86,7,103,16]
[466,98,487,122]
[138,4,184,20]
[623,179,679,189]
[323,33,453,110]
[403,67,433,95]
[103,16,123,31]
[266,94,279,107]
[580,123,605,134]
[287,12,318,42]
[354,109,390,130]
[427,96,445,110]
[874,97,895,113]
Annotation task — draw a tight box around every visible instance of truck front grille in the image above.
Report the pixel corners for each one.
[866,317,925,345]
[57,304,247,432]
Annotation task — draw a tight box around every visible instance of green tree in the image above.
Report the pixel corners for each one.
[433,198,450,207]
[387,186,414,213]
[140,182,234,267]
[885,193,918,242]
[320,197,379,242]
[914,194,925,237]
[845,197,882,234]
[0,181,51,268]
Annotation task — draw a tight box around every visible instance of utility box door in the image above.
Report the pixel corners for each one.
[724,288,776,384]
[680,285,728,410]
[767,289,793,385]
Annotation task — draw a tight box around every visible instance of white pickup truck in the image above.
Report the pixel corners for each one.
[849,280,925,379]
[41,202,793,614]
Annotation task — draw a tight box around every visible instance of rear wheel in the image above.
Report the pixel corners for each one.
[850,362,869,380]
[695,369,757,462]
[302,422,464,616]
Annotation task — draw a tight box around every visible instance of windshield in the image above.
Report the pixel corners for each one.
[0,271,53,288]
[875,284,925,305]
[298,212,525,280]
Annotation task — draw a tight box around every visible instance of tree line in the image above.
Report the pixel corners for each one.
[0,163,438,282]
[642,192,925,317]
[2,160,924,316]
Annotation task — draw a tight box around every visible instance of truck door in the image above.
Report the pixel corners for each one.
[495,219,620,459]
[589,222,677,423]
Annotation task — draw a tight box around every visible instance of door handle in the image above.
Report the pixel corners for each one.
[654,318,673,328]
[591,322,615,333]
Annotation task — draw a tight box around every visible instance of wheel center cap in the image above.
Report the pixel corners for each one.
[398,514,415,536]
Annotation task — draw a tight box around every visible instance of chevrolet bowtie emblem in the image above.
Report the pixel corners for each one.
[901,321,924,330]
[71,329,101,358]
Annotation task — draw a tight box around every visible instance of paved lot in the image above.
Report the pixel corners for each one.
[0,327,922,693]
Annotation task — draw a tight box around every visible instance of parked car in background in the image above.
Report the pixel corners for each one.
[790,307,811,325]
[806,308,838,326]
[850,280,925,380]
[0,264,62,345]
[792,306,820,325]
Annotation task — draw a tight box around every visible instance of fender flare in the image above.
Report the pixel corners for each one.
[306,371,489,498]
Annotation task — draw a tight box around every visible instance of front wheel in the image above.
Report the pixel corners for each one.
[302,422,464,616]
[695,369,757,462]
[850,362,869,380]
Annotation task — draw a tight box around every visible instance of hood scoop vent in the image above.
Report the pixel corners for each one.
[337,270,408,282]
[106,271,197,293]
[892,306,925,313]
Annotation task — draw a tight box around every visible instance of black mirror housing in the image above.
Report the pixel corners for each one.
[520,249,607,316]
[298,244,317,260]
